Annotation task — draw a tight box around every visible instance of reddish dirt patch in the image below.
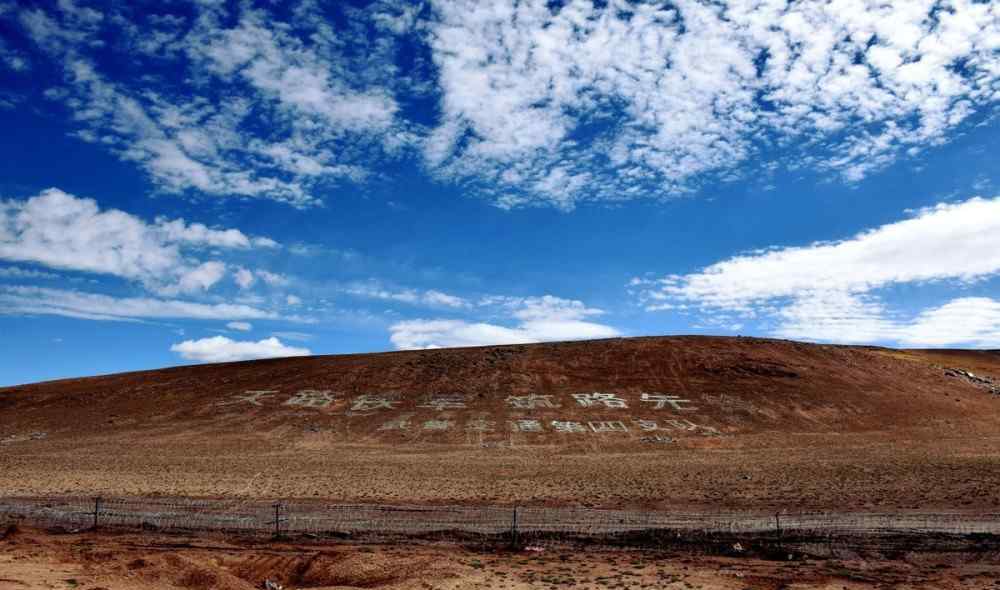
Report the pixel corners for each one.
[2,526,1000,589]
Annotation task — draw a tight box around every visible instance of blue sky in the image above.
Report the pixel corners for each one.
[0,0,998,385]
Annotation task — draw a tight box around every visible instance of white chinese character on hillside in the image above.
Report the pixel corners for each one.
[588,420,628,433]
[511,419,543,432]
[663,418,697,431]
[284,390,338,409]
[219,390,276,406]
[640,393,696,411]
[550,420,586,433]
[572,393,627,409]
[634,419,659,432]
[663,419,720,436]
[350,395,399,413]
[378,414,413,430]
[641,435,675,444]
[419,395,467,410]
[506,394,559,409]
[466,419,496,432]
[423,419,452,431]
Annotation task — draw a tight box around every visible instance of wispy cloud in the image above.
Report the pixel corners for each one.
[272,331,313,342]
[171,335,310,363]
[0,266,59,280]
[342,281,470,308]
[0,286,280,322]
[0,35,29,72]
[633,195,1000,347]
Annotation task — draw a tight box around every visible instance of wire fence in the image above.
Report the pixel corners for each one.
[2,496,999,553]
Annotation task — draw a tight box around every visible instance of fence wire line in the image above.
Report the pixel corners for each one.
[2,496,998,544]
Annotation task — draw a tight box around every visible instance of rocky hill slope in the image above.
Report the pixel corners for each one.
[2,336,999,509]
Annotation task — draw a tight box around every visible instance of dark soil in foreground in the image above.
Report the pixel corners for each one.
[3,525,1000,590]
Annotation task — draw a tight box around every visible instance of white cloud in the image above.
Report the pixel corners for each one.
[507,295,609,322]
[389,294,620,349]
[0,286,279,322]
[272,330,312,342]
[197,13,398,132]
[285,294,302,306]
[226,321,252,332]
[771,291,902,343]
[8,0,998,209]
[0,266,58,279]
[155,218,275,249]
[343,282,470,308]
[774,293,1000,348]
[257,270,290,287]
[170,336,311,363]
[634,195,1000,347]
[901,297,1000,347]
[234,268,290,290]
[426,0,1000,207]
[234,267,255,289]
[635,196,1000,310]
[12,1,408,207]
[0,188,276,295]
[0,36,29,72]
[423,290,468,308]
[169,261,227,296]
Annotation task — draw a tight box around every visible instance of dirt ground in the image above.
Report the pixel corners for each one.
[3,432,1000,511]
[3,525,1000,590]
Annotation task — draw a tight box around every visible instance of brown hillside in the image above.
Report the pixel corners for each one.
[2,336,1000,510]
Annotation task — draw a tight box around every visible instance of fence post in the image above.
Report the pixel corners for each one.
[273,502,283,539]
[774,511,783,551]
[510,506,520,549]
[92,496,102,529]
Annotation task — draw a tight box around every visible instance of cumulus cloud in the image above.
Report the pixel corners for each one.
[170,336,311,363]
[0,286,279,322]
[389,295,620,349]
[226,321,252,332]
[0,188,277,295]
[633,195,1000,347]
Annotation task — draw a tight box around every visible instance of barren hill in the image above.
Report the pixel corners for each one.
[3,336,1000,511]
